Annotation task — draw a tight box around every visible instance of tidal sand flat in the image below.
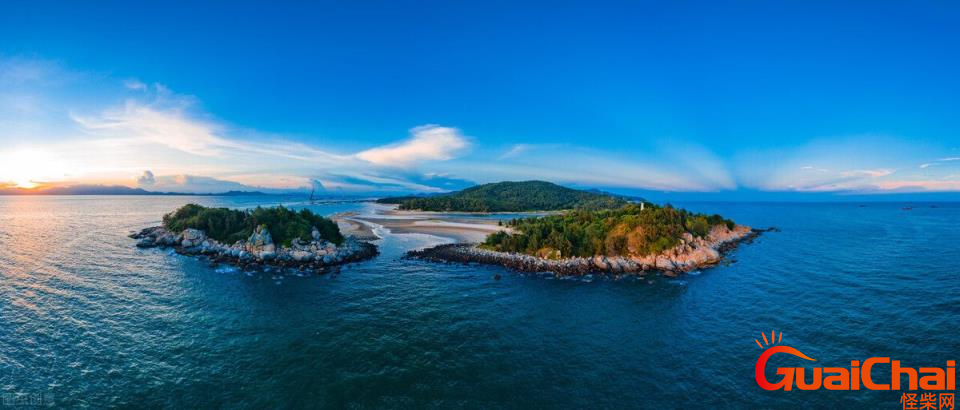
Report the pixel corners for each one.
[345,203,516,243]
[332,212,380,240]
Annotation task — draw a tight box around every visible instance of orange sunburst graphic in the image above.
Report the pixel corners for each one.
[753,330,817,390]
[755,330,783,349]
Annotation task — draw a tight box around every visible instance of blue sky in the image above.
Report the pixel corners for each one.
[1,1,959,197]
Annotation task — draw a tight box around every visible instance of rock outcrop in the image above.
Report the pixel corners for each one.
[406,224,767,277]
[130,225,377,273]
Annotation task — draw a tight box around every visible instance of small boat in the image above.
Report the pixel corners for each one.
[901,206,913,211]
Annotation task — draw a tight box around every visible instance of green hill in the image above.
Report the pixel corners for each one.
[162,204,343,246]
[376,181,629,212]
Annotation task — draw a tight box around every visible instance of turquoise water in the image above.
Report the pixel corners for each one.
[1,197,957,408]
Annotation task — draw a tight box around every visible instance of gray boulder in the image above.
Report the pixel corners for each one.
[158,233,180,246]
[136,237,156,248]
[291,250,314,262]
[248,225,273,247]
[181,228,206,248]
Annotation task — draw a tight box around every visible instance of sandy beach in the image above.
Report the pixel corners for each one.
[335,204,512,243]
[334,214,381,240]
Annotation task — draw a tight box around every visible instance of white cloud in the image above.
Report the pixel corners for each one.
[124,79,147,91]
[310,174,446,193]
[71,95,352,165]
[0,57,67,85]
[356,125,469,167]
[499,144,530,159]
[659,143,737,190]
[8,56,960,196]
[918,157,960,169]
[59,86,469,193]
[143,173,272,194]
[733,136,933,192]
[842,169,894,178]
[442,144,733,192]
[136,170,155,185]
[73,101,231,156]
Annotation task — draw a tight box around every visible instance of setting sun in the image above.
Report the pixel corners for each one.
[14,180,38,189]
[0,149,65,189]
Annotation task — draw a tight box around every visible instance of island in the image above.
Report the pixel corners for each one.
[408,203,763,277]
[130,204,378,272]
[376,181,766,277]
[376,180,628,212]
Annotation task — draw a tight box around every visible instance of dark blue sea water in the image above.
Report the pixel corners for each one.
[1,197,958,408]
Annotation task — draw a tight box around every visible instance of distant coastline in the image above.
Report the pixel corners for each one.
[0,184,272,196]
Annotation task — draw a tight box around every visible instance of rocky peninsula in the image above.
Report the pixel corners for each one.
[130,204,378,273]
[376,181,769,277]
[407,224,767,277]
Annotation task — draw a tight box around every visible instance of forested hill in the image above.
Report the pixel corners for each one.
[376,181,629,212]
[483,203,736,258]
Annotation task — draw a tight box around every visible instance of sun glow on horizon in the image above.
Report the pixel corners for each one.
[14,180,38,189]
[0,149,68,189]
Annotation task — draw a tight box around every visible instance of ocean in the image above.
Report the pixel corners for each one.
[1,196,957,408]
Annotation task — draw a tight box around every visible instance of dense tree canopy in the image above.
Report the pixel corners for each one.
[376,181,628,212]
[483,203,735,258]
[162,204,343,246]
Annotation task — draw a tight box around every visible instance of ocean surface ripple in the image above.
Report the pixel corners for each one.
[1,197,958,408]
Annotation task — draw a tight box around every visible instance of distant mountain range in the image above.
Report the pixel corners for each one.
[0,184,270,196]
[376,180,632,212]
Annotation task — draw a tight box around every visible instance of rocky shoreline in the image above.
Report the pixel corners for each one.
[130,225,378,274]
[406,225,773,277]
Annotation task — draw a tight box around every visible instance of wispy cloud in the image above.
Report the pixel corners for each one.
[137,172,281,194]
[842,169,894,178]
[123,79,148,91]
[499,144,531,159]
[73,101,232,157]
[0,57,72,85]
[356,125,469,167]
[4,55,960,196]
[443,143,735,192]
[919,157,959,169]
[873,180,960,192]
[13,77,471,192]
